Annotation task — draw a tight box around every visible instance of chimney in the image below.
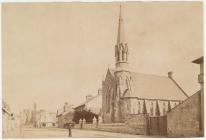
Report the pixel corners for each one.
[86,95,93,101]
[168,71,173,79]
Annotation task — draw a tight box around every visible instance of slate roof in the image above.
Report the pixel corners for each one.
[73,93,102,115]
[108,69,188,101]
[56,108,74,118]
[74,94,101,109]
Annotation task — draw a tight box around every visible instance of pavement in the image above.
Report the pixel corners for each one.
[6,126,154,138]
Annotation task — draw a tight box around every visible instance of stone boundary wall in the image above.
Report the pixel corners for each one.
[167,91,202,137]
[73,123,137,135]
[73,114,149,135]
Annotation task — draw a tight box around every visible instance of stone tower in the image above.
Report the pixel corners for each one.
[113,5,131,122]
[115,5,129,72]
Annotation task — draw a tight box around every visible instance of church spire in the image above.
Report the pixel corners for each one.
[115,5,129,70]
[117,5,123,44]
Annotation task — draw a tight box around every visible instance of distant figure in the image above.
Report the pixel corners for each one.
[67,123,72,137]
[79,119,83,129]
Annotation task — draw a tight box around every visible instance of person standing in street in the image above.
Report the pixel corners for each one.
[68,123,72,137]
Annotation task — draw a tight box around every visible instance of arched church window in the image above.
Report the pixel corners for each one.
[118,51,120,61]
[107,94,111,113]
[118,76,123,85]
[163,102,166,116]
[106,87,111,113]
[122,48,125,61]
[109,88,112,112]
[126,77,130,89]
[138,101,141,114]
[105,90,107,103]
[150,102,154,116]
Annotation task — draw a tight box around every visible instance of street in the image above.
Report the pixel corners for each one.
[7,126,151,138]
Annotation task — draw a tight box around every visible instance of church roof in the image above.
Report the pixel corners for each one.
[108,69,188,101]
[128,72,188,101]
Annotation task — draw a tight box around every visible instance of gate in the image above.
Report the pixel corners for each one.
[148,116,167,136]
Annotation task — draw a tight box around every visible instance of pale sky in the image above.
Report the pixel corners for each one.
[2,2,203,114]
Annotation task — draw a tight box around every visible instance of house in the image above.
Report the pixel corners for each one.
[22,109,32,125]
[167,56,204,137]
[192,56,204,136]
[73,89,102,124]
[37,110,57,128]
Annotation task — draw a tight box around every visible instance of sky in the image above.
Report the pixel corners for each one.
[2,2,203,114]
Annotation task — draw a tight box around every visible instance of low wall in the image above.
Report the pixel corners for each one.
[167,91,202,137]
[73,114,149,135]
[74,123,136,134]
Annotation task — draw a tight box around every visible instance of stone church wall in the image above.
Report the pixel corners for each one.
[102,72,116,123]
[167,91,202,137]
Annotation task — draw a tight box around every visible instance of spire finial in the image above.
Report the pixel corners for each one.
[119,4,122,19]
[117,4,123,44]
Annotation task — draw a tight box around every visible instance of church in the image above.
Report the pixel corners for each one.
[102,6,189,123]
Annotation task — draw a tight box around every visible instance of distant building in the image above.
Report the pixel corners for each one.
[102,6,188,123]
[37,110,57,127]
[22,109,32,125]
[23,103,57,128]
